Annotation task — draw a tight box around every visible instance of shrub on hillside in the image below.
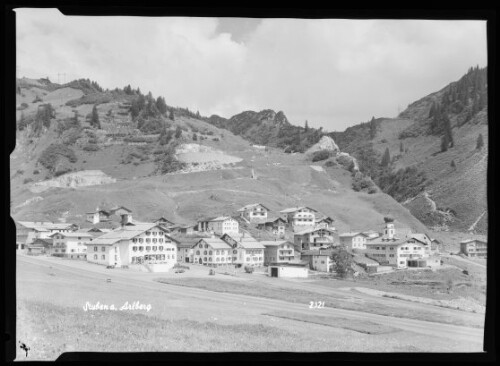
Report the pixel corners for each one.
[244,266,254,274]
[83,144,99,151]
[65,92,113,107]
[311,149,333,162]
[377,166,427,202]
[352,172,375,192]
[38,144,77,172]
[33,169,40,175]
[54,168,72,177]
[33,95,43,103]
[367,186,378,194]
[17,103,29,110]
[324,159,337,167]
[331,248,353,278]
[212,137,220,142]
[62,128,82,145]
[23,178,33,184]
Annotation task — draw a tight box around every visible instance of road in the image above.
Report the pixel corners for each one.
[16,255,485,352]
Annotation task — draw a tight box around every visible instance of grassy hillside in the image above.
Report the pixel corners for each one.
[11,76,430,237]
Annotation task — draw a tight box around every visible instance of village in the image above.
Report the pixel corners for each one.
[15,202,487,278]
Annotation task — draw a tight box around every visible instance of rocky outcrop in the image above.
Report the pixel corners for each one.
[306,136,340,155]
[30,170,116,192]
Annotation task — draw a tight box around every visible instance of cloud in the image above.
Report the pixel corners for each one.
[15,10,487,130]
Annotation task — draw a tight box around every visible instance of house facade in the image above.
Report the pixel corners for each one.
[237,203,269,223]
[256,217,286,238]
[315,216,334,229]
[301,249,334,272]
[50,232,94,259]
[365,237,430,269]
[280,207,317,228]
[16,221,77,249]
[260,240,295,265]
[294,227,337,251]
[220,233,265,267]
[339,232,369,250]
[85,224,178,268]
[460,238,487,258]
[191,237,232,266]
[197,216,239,236]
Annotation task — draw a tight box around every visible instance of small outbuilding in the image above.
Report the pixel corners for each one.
[268,262,309,278]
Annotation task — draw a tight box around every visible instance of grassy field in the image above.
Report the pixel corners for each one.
[154,277,484,328]
[16,299,340,360]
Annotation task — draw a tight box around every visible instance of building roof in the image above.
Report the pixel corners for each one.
[32,238,53,245]
[259,240,292,247]
[17,221,75,231]
[339,232,368,238]
[315,216,334,223]
[237,203,270,212]
[85,223,165,246]
[196,237,232,249]
[200,216,234,223]
[269,262,309,267]
[365,234,428,246]
[221,233,266,249]
[49,231,93,238]
[408,233,431,243]
[460,236,487,244]
[280,206,318,214]
[294,227,337,236]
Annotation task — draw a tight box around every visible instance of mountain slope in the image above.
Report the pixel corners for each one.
[330,66,488,234]
[11,77,430,238]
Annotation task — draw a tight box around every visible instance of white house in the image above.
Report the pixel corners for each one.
[260,240,295,265]
[191,237,232,266]
[197,216,239,235]
[339,232,369,250]
[85,223,179,269]
[293,227,338,251]
[220,232,266,267]
[280,207,318,228]
[300,249,334,272]
[49,231,94,259]
[460,236,487,258]
[16,221,78,251]
[364,223,433,269]
[237,203,270,223]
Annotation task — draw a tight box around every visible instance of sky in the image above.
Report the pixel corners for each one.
[15,9,487,131]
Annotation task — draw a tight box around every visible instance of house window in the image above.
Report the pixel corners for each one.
[204,251,207,255]
[233,249,237,254]
[94,254,97,260]
[159,246,163,251]
[146,246,151,251]
[153,232,157,236]
[102,255,106,260]
[133,238,137,243]
[139,246,144,251]
[133,246,137,251]
[71,249,75,253]
[196,250,200,255]
[159,238,163,243]
[153,238,157,243]
[153,246,157,251]
[146,238,151,243]
[94,246,98,252]
[209,251,212,255]
[139,238,143,243]
[101,247,105,252]
[146,231,151,236]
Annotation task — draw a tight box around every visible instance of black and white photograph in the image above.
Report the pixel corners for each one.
[8,8,491,359]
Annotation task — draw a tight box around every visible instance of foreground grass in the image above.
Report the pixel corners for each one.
[17,299,341,360]
[154,278,484,328]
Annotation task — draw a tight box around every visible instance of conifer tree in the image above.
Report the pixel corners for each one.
[476,133,484,150]
[441,135,448,152]
[450,160,456,169]
[400,141,404,153]
[380,147,391,167]
[91,105,100,129]
[169,110,175,121]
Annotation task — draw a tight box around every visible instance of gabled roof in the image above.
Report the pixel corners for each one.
[220,233,266,249]
[86,223,165,246]
[366,234,428,246]
[199,216,234,222]
[315,216,334,222]
[49,231,93,238]
[259,240,292,247]
[408,233,431,243]
[195,237,232,249]
[237,203,270,212]
[17,221,75,231]
[460,236,487,244]
[109,206,132,213]
[339,232,368,238]
[280,207,318,214]
[294,227,337,236]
